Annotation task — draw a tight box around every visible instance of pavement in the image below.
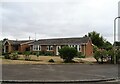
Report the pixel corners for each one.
[2,64,120,83]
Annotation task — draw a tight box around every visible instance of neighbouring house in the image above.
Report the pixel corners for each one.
[29,37,93,57]
[2,39,34,53]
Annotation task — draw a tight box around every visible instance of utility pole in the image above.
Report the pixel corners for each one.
[114,16,120,64]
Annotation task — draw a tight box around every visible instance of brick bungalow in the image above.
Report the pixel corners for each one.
[3,39,34,53]
[29,37,93,57]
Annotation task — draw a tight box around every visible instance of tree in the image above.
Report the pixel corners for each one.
[59,46,77,62]
[88,31,104,48]
[103,41,112,50]
[94,49,108,64]
[94,50,101,63]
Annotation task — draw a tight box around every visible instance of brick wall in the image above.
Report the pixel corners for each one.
[85,40,93,57]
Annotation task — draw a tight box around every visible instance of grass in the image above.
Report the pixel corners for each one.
[1,55,96,64]
[2,55,63,64]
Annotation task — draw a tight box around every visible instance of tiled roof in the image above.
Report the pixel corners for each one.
[4,40,33,45]
[30,37,90,45]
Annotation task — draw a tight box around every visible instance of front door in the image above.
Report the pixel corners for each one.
[5,46,9,53]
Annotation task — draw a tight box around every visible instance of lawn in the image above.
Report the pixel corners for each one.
[1,55,96,64]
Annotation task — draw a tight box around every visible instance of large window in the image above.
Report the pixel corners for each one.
[68,45,81,51]
[33,45,41,51]
[47,46,53,51]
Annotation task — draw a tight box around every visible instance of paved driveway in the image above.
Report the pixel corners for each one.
[2,64,118,81]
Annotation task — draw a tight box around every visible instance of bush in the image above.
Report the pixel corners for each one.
[59,46,78,62]
[48,59,55,63]
[94,50,109,64]
[32,51,54,56]
[94,50,101,63]
[4,53,10,59]
[10,52,19,60]
[44,51,54,56]
[18,52,22,54]
[23,51,31,61]
[77,52,85,58]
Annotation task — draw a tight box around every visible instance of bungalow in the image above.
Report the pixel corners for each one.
[3,39,34,53]
[29,37,93,57]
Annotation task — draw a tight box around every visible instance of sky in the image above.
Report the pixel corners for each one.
[0,0,120,43]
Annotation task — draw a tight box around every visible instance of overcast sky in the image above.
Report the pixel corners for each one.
[0,0,120,43]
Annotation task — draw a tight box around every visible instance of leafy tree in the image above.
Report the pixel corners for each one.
[107,49,114,63]
[94,50,108,64]
[88,31,104,48]
[94,50,101,63]
[103,41,112,50]
[59,46,77,62]
[93,45,99,53]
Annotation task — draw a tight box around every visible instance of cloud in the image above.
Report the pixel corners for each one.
[1,0,119,43]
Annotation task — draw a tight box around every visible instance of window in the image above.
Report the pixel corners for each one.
[47,46,53,51]
[33,45,41,51]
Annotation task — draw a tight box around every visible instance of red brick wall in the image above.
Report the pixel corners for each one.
[85,40,93,57]
[41,45,47,51]
[20,44,30,52]
[41,45,56,55]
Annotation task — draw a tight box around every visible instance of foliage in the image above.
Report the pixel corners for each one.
[94,50,108,63]
[88,31,104,48]
[103,41,113,50]
[94,49,120,64]
[59,46,78,62]
[17,52,22,55]
[93,45,99,53]
[48,59,55,63]
[94,50,101,63]
[23,51,31,61]
[77,52,85,58]
[4,53,10,59]
[44,51,54,56]
[32,51,54,56]
[10,51,19,60]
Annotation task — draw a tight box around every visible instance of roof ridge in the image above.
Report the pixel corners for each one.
[38,37,89,41]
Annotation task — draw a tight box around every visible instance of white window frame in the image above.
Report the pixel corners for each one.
[33,45,41,51]
[47,45,53,51]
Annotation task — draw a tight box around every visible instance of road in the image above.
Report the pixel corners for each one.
[2,64,119,83]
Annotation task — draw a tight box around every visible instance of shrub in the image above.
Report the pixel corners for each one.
[10,52,19,60]
[59,46,78,62]
[4,53,10,59]
[94,50,101,63]
[48,59,55,63]
[23,51,31,61]
[94,50,109,64]
[18,52,22,55]
[44,51,54,56]
[77,52,85,58]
